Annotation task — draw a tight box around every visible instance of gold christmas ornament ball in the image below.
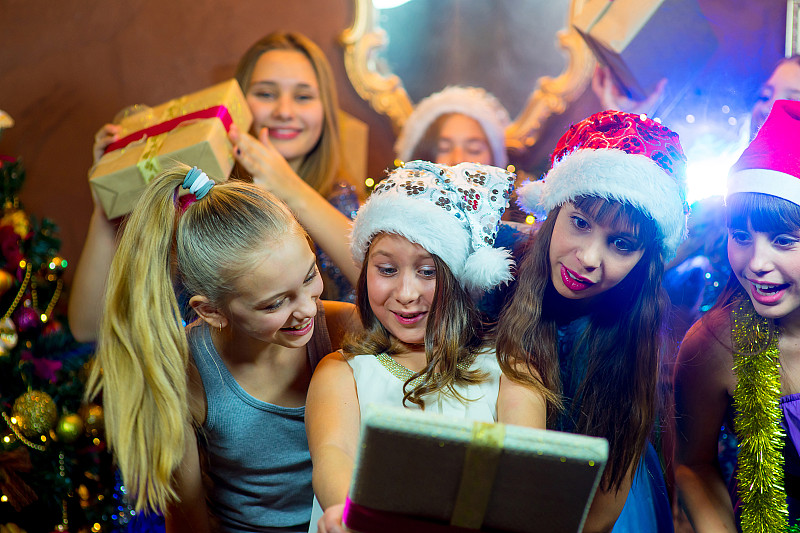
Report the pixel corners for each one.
[11,390,58,438]
[55,413,84,443]
[79,403,104,435]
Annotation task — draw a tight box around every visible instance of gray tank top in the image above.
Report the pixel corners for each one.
[187,304,332,533]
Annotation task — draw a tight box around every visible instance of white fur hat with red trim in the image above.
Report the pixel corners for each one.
[351,161,516,292]
[394,86,510,168]
[728,99,800,205]
[516,110,689,260]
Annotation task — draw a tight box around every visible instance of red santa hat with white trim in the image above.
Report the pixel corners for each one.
[516,109,689,260]
[728,99,800,205]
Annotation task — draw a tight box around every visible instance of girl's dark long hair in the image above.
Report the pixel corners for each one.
[343,244,486,407]
[496,197,666,491]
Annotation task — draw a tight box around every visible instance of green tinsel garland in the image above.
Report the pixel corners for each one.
[732,298,789,532]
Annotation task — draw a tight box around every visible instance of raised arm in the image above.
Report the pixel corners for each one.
[68,124,122,342]
[229,126,359,286]
[68,203,118,342]
[673,319,738,533]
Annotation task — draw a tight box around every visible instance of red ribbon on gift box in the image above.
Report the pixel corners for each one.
[343,498,482,533]
[103,105,235,154]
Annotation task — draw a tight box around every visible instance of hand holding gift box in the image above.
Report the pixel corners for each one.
[340,405,608,533]
[574,0,717,118]
[89,79,252,219]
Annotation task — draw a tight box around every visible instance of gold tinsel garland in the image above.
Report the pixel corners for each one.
[732,298,788,532]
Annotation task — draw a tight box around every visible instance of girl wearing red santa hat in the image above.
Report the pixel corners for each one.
[498,109,689,531]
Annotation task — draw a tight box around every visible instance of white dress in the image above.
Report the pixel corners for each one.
[308,350,502,532]
[347,350,501,421]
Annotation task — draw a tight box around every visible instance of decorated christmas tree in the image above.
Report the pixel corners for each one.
[0,111,133,532]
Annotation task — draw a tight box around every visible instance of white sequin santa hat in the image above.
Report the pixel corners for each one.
[728,99,800,205]
[351,161,516,292]
[394,86,511,168]
[517,109,689,260]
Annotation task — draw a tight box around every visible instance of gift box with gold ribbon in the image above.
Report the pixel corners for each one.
[574,0,717,117]
[343,405,608,533]
[89,79,252,219]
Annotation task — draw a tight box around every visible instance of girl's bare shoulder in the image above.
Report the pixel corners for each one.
[676,310,736,385]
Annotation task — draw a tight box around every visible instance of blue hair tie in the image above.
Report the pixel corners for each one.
[182,166,214,200]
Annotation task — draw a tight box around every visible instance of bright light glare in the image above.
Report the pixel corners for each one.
[685,151,740,205]
[373,0,412,8]
[682,121,748,205]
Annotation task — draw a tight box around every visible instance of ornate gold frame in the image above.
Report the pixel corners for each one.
[341,0,596,153]
[788,0,800,56]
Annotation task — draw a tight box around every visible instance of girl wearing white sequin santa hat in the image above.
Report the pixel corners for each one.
[395,86,511,168]
[675,99,800,531]
[497,109,688,531]
[306,161,547,533]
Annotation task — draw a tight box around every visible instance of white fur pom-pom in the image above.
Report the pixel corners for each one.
[515,179,546,215]
[462,246,515,292]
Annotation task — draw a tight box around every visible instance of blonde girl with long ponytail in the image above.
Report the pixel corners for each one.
[86,165,356,533]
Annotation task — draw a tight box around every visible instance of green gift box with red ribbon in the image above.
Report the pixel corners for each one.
[88,79,252,219]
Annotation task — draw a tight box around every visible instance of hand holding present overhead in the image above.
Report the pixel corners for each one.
[89,79,252,219]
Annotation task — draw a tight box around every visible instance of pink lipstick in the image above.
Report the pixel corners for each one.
[560,265,594,292]
[748,280,788,306]
[269,128,301,140]
[392,311,427,325]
